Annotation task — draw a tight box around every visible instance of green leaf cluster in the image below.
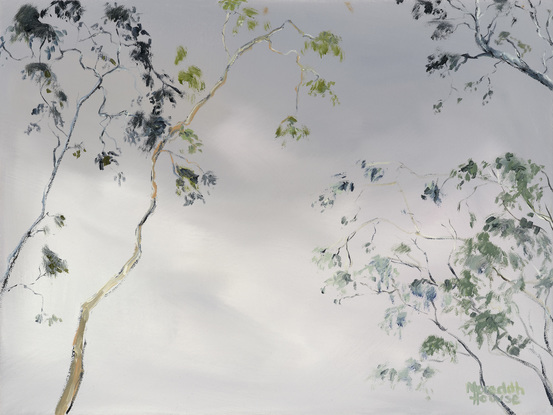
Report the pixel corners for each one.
[463,310,513,347]
[179,128,203,154]
[42,245,68,276]
[175,165,199,196]
[442,270,479,298]
[453,154,546,213]
[303,31,344,61]
[373,358,436,395]
[426,53,463,75]
[218,0,247,11]
[381,305,408,335]
[494,153,544,210]
[393,243,411,254]
[232,7,258,34]
[316,151,553,400]
[218,0,259,34]
[72,144,86,159]
[535,268,553,297]
[312,247,342,270]
[495,31,532,57]
[304,78,339,106]
[178,66,205,92]
[35,313,63,326]
[174,45,187,65]
[312,174,355,212]
[420,335,457,362]
[368,256,397,293]
[409,279,437,306]
[275,116,310,144]
[324,270,352,293]
[24,63,67,107]
[54,214,66,228]
[505,334,530,356]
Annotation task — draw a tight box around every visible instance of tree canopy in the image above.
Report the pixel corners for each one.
[397,0,553,111]
[315,151,552,414]
[0,1,342,413]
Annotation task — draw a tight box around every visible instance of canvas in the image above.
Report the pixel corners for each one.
[0,1,552,414]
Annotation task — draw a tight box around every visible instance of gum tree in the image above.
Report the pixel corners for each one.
[311,2,553,413]
[0,1,343,413]
[313,154,553,415]
[396,0,553,111]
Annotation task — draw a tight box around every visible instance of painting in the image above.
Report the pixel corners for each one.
[0,1,552,414]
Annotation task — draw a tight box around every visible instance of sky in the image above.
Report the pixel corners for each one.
[1,0,552,414]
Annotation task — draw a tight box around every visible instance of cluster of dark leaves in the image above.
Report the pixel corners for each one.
[201,171,217,187]
[104,4,152,70]
[13,1,83,44]
[13,4,57,42]
[409,278,437,308]
[175,166,218,207]
[22,63,68,132]
[421,181,442,205]
[359,160,385,182]
[13,3,87,138]
[42,245,68,276]
[312,174,354,211]
[149,88,178,115]
[24,122,41,135]
[105,4,131,24]
[131,39,153,72]
[431,22,454,41]
[426,53,463,75]
[94,151,119,170]
[103,4,185,153]
[12,0,193,187]
[41,1,84,23]
[126,111,169,152]
[313,161,387,212]
[396,0,447,21]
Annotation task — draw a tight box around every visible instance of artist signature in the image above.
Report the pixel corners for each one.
[466,381,524,405]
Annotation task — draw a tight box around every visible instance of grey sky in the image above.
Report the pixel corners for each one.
[1,1,552,414]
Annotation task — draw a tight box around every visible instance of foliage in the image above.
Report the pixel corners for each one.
[218,0,247,12]
[53,214,66,228]
[396,0,553,111]
[42,245,68,276]
[219,0,260,34]
[179,128,203,154]
[177,65,206,92]
[304,78,339,106]
[373,358,436,398]
[174,45,187,65]
[12,4,57,42]
[1,2,342,412]
[275,116,310,145]
[303,31,344,61]
[314,153,553,412]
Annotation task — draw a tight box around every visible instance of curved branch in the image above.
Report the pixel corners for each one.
[429,303,516,415]
[54,17,329,414]
[55,135,164,415]
[1,69,108,294]
[496,346,553,407]
[170,19,314,134]
[474,13,553,90]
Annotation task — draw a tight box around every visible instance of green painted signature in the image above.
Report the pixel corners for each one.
[466,381,525,406]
